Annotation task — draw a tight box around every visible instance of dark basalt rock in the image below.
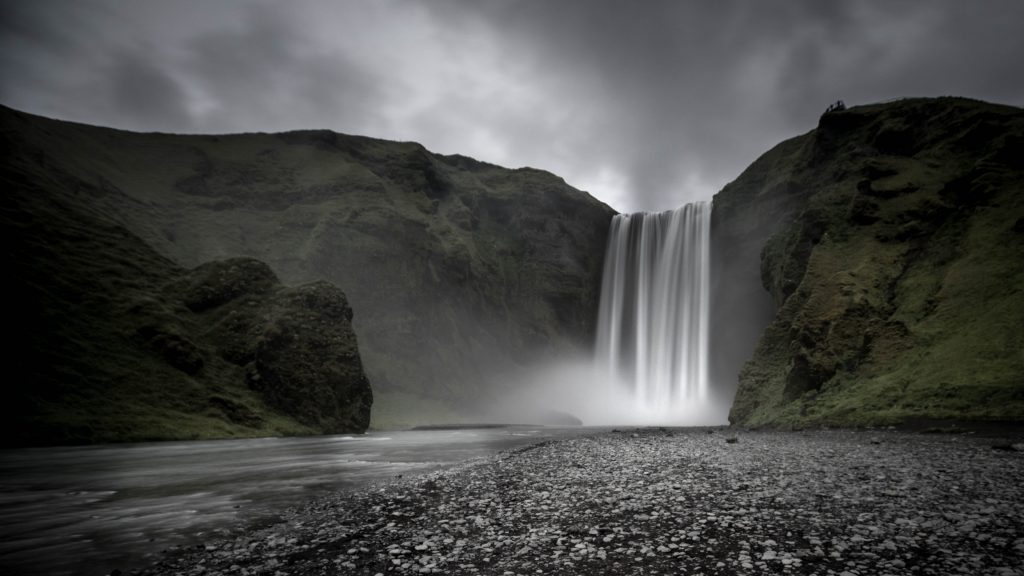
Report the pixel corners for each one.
[0,104,616,429]
[180,258,278,312]
[246,281,372,432]
[137,326,205,375]
[714,97,1024,428]
[1,134,372,444]
[179,260,372,434]
[783,351,835,402]
[537,409,583,426]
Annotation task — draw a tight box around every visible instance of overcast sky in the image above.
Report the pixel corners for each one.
[2,1,1022,213]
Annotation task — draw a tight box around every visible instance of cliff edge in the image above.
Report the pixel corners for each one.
[2,142,371,445]
[715,97,1024,427]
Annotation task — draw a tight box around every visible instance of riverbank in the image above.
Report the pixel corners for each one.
[1,428,600,576]
[142,428,1024,575]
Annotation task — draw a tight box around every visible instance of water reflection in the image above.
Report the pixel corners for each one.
[0,427,594,575]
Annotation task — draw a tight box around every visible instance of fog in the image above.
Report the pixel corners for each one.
[484,355,734,427]
[476,202,761,429]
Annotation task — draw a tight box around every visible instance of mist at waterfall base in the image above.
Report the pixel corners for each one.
[490,202,732,427]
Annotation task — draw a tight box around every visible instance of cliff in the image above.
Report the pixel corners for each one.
[2,146,371,444]
[715,97,1024,426]
[0,106,615,430]
[10,97,1010,435]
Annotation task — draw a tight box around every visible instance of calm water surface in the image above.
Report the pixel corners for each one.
[0,427,598,576]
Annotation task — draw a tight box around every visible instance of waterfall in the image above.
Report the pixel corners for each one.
[595,202,711,417]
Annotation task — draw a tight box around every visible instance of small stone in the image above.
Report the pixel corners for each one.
[990,443,1022,451]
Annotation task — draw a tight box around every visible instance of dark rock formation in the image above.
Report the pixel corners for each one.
[537,409,584,426]
[246,279,372,433]
[713,97,1024,427]
[1,137,371,444]
[175,259,372,434]
[0,106,615,428]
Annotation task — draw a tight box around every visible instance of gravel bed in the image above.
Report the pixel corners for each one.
[141,429,1024,576]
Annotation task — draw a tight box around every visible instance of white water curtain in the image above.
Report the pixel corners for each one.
[595,202,711,414]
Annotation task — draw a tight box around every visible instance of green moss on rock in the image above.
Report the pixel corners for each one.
[1,143,371,445]
[717,97,1024,427]
[0,105,615,427]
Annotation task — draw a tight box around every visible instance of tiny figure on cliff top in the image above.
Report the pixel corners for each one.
[824,100,847,114]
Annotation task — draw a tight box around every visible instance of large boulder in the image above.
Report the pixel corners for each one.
[246,281,372,433]
[172,258,373,434]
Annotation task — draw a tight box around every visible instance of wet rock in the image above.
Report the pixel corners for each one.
[246,280,372,432]
[144,429,1024,576]
[991,442,1024,452]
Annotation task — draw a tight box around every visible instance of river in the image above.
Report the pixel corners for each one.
[0,426,598,575]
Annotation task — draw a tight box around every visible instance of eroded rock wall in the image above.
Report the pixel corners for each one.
[714,97,1024,426]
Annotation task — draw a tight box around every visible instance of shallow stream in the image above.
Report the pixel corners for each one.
[0,426,597,575]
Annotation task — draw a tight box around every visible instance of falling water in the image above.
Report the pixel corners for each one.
[595,202,711,418]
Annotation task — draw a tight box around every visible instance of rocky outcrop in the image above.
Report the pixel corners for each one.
[1,143,371,445]
[0,106,615,427]
[248,279,372,432]
[177,259,372,434]
[714,97,1024,427]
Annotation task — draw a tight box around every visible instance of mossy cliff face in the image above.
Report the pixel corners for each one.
[177,259,372,434]
[0,106,614,428]
[715,97,1024,427]
[2,142,371,445]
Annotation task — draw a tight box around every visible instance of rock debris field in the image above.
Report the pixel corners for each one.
[144,428,1024,576]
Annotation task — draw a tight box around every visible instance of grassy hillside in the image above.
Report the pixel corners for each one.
[2,138,371,445]
[1,106,614,429]
[715,97,1024,427]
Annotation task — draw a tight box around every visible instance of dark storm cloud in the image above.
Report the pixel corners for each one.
[179,3,385,134]
[0,1,124,123]
[107,50,193,131]
[1,0,1022,212]
[0,1,386,134]
[423,0,1024,210]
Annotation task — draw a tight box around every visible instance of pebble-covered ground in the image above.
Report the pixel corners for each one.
[143,429,1024,576]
